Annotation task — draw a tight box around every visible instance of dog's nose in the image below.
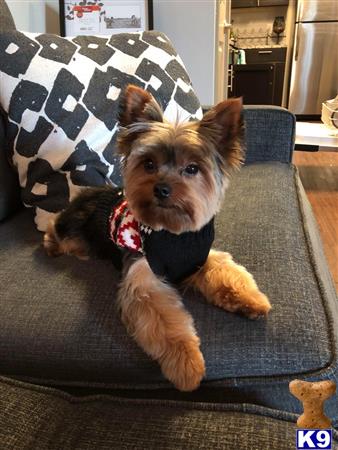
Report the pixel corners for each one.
[154,183,171,199]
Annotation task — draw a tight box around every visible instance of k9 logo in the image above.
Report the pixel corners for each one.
[296,429,332,449]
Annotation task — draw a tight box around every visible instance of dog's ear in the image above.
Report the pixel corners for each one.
[117,85,163,158]
[198,98,244,169]
[118,85,163,126]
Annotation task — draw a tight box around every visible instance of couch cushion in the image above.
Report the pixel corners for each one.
[3,376,336,450]
[243,106,295,164]
[0,162,337,423]
[0,30,202,231]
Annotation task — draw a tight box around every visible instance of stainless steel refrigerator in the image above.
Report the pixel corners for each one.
[289,0,338,116]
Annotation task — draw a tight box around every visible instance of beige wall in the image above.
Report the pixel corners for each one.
[153,0,218,107]
[7,0,60,34]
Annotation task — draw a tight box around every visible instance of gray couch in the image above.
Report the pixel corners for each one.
[0,1,337,448]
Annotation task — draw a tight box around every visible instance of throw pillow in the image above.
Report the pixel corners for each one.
[0,30,202,231]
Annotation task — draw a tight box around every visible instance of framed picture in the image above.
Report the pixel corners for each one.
[59,0,153,37]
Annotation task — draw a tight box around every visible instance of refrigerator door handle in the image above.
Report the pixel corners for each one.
[295,27,300,62]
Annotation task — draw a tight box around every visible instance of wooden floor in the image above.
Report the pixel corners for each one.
[292,151,338,292]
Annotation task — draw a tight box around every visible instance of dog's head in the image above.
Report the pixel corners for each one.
[117,85,244,234]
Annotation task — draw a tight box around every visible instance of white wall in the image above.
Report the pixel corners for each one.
[7,0,60,34]
[153,0,217,106]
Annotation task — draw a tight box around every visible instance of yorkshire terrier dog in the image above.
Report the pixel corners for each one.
[44,85,271,391]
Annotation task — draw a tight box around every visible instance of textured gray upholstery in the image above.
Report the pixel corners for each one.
[1,162,337,425]
[2,376,337,450]
[243,106,295,164]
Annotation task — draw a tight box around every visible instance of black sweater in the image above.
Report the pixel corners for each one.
[89,188,214,284]
[141,219,214,283]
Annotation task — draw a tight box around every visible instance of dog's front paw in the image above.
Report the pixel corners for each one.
[159,338,205,391]
[43,231,62,257]
[212,287,271,320]
[238,290,272,319]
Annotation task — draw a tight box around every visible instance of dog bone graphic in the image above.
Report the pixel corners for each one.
[289,379,336,429]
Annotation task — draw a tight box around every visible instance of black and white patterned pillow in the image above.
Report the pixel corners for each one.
[0,31,202,231]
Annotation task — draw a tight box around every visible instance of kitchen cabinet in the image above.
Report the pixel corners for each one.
[259,0,289,5]
[229,47,286,106]
[232,63,285,105]
[232,0,257,7]
[233,64,274,104]
[232,0,288,8]
[244,47,286,64]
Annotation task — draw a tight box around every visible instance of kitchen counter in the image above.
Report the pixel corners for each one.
[295,122,338,151]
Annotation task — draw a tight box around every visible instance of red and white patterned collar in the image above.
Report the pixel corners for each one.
[109,200,152,253]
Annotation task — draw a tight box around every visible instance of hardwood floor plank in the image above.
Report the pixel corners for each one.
[293,151,338,292]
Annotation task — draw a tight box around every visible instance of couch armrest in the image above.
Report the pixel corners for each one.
[243,106,295,164]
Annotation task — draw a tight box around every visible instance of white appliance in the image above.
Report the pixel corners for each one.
[289,0,338,116]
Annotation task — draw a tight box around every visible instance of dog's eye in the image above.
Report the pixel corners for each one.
[144,159,156,173]
[184,164,199,176]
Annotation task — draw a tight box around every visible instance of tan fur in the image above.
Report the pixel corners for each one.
[121,122,222,234]
[185,250,271,319]
[43,220,62,257]
[43,85,270,391]
[43,220,89,260]
[118,258,205,391]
